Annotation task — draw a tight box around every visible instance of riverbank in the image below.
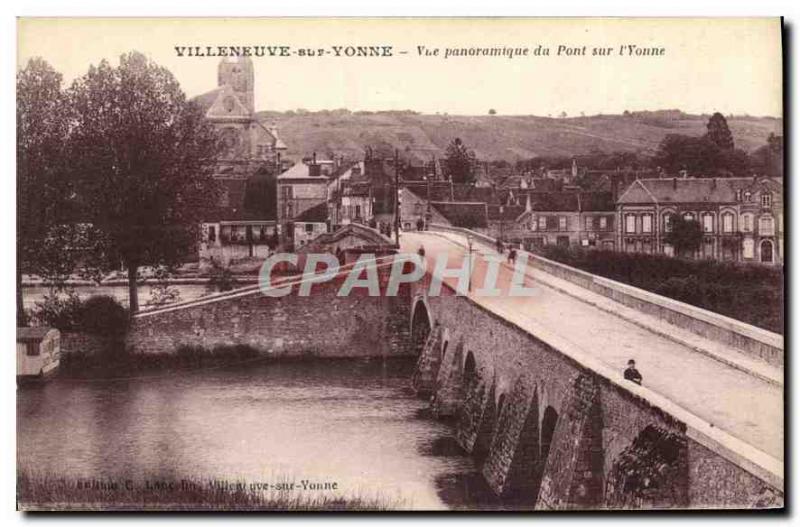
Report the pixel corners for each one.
[58,346,417,380]
[17,469,405,511]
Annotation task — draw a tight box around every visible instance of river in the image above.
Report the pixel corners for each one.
[17,357,498,510]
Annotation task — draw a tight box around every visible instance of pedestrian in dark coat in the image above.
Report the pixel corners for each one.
[624,359,643,385]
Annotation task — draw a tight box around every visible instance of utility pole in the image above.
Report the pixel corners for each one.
[394,148,400,246]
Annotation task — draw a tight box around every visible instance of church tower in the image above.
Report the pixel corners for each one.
[217,56,254,114]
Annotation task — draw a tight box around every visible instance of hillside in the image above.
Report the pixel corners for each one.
[256,110,782,163]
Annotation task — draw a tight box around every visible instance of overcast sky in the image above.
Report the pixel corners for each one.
[18,18,783,117]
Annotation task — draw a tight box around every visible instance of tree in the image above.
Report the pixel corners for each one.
[68,51,222,312]
[652,133,749,177]
[488,108,497,115]
[750,133,783,178]
[664,216,703,257]
[17,58,77,325]
[443,138,477,184]
[706,112,734,150]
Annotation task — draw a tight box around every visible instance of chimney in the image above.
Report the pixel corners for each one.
[672,177,677,190]
[712,177,717,189]
[312,151,317,165]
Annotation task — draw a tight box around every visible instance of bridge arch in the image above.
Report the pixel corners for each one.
[540,405,559,470]
[410,297,433,355]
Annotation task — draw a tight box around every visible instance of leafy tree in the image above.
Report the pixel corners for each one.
[17,58,78,325]
[653,134,749,177]
[706,112,735,150]
[750,133,783,178]
[488,108,497,115]
[68,51,222,312]
[443,137,477,184]
[664,215,703,257]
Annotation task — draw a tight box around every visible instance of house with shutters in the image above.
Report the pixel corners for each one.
[616,176,783,264]
[511,192,616,251]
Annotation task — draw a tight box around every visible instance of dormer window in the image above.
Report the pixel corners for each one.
[761,193,772,207]
[744,191,752,202]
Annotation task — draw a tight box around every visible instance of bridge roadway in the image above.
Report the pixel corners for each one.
[399,231,783,462]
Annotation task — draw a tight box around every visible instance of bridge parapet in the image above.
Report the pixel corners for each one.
[427,223,783,368]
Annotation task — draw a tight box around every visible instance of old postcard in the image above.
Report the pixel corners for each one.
[16,17,783,511]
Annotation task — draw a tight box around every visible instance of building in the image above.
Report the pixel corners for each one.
[507,192,616,251]
[195,56,289,264]
[616,176,783,264]
[291,202,330,248]
[277,157,333,249]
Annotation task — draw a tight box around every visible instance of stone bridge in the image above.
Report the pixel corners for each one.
[124,224,783,510]
[405,226,783,509]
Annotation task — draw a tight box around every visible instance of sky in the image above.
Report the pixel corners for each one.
[17,17,783,117]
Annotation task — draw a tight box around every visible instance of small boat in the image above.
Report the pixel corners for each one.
[17,327,61,383]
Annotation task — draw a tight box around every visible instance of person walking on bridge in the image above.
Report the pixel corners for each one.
[624,359,643,385]
[507,247,517,266]
[417,245,426,258]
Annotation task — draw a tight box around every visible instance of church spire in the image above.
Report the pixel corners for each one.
[217,56,254,114]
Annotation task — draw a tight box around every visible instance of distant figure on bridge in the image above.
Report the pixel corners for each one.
[416,217,425,231]
[507,247,517,265]
[495,239,504,254]
[417,245,426,258]
[624,359,643,385]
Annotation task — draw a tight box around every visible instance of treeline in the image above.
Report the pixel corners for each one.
[511,113,783,178]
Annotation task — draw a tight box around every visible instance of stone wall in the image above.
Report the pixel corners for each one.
[60,332,117,356]
[417,290,782,509]
[127,275,413,358]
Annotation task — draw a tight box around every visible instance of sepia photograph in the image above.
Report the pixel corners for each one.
[14,16,784,512]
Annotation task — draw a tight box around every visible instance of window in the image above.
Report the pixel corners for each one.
[207,225,216,243]
[663,214,673,233]
[599,217,608,230]
[742,214,753,232]
[584,217,593,230]
[305,223,314,234]
[538,216,547,231]
[530,217,538,231]
[642,215,653,234]
[759,216,775,236]
[26,342,39,356]
[722,213,734,233]
[625,215,636,234]
[702,214,714,233]
[744,191,752,202]
[761,193,772,207]
[558,216,567,231]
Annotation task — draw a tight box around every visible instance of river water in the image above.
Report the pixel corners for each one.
[17,358,496,510]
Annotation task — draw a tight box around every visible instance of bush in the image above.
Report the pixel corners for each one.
[30,293,129,337]
[31,291,84,331]
[77,295,129,337]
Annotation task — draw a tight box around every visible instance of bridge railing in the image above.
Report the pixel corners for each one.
[426,223,783,368]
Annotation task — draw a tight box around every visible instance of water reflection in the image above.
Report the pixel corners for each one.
[18,358,495,510]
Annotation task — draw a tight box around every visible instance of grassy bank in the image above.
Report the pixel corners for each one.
[538,246,784,334]
[18,469,404,511]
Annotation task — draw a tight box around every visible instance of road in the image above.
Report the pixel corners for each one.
[399,231,783,462]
